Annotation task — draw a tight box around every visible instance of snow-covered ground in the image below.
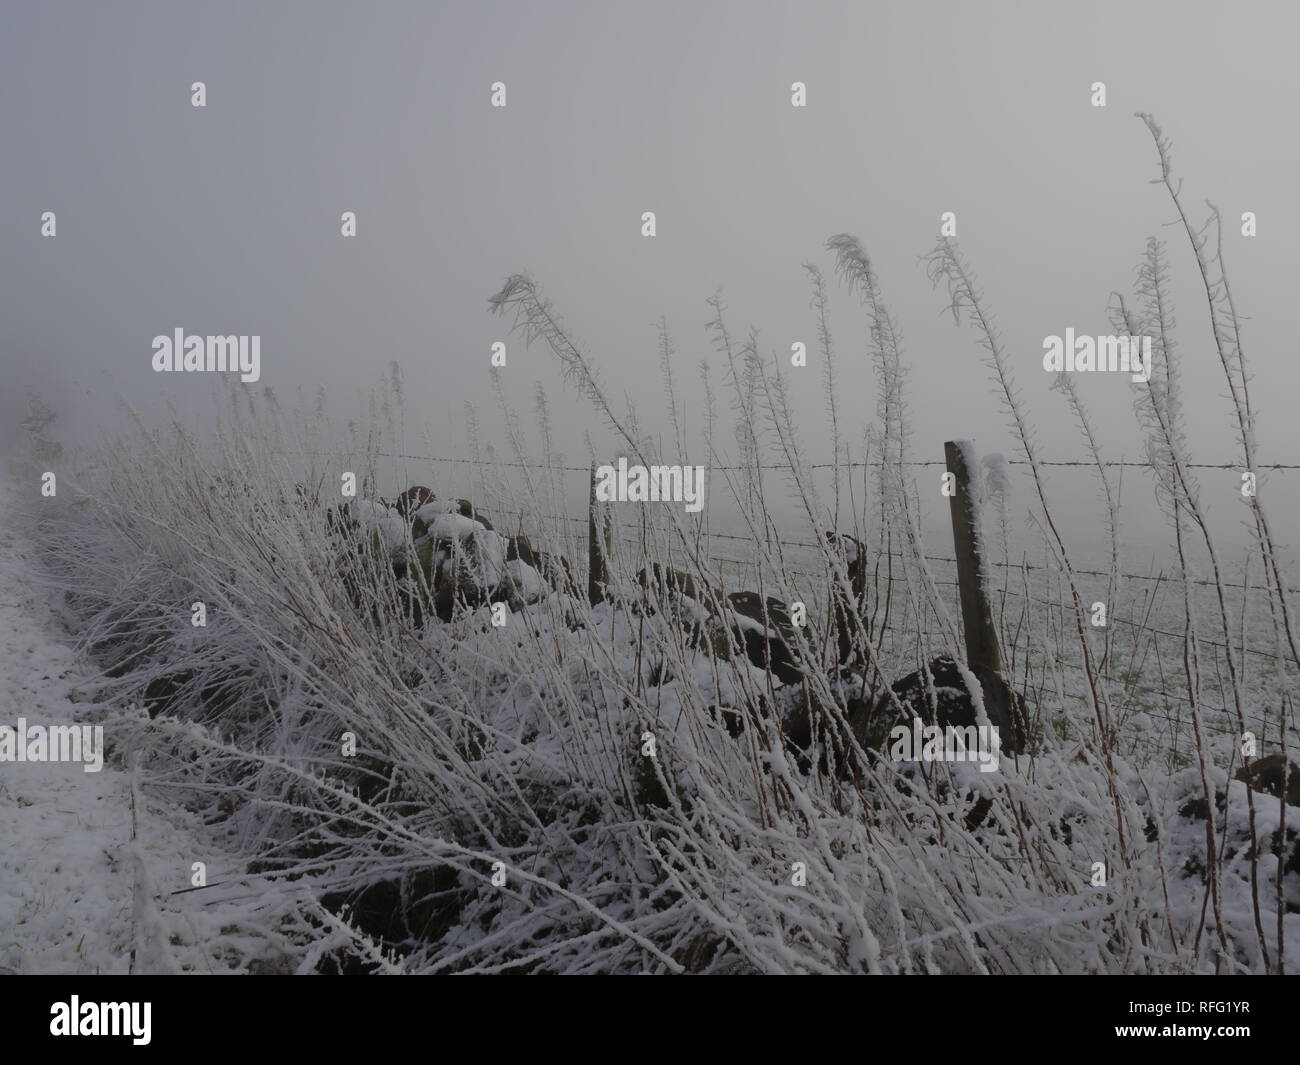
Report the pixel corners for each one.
[3,451,1294,973]
[0,476,309,974]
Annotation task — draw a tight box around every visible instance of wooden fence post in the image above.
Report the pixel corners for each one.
[588,461,609,605]
[944,440,1002,674]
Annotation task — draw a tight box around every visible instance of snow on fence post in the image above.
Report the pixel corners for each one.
[588,461,610,605]
[944,440,1002,675]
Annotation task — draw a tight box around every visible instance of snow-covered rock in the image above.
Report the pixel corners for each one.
[422,512,486,542]
[500,559,545,603]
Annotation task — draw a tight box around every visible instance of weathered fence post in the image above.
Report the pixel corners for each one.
[588,461,610,605]
[944,440,1002,674]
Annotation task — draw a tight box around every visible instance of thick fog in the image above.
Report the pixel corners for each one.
[3,0,1297,563]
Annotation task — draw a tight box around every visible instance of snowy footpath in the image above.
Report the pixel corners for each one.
[0,478,307,974]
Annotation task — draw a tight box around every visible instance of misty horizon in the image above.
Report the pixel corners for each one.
[3,0,1297,568]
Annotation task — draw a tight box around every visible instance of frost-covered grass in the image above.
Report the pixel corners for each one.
[0,474,332,975]
[15,114,1299,973]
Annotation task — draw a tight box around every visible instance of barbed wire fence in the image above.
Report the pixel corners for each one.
[284,445,1297,597]
[326,447,1296,581]
[285,444,1299,759]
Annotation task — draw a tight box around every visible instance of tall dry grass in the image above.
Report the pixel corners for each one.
[15,113,1297,973]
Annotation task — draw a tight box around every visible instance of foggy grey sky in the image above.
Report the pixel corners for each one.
[3,0,1297,559]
